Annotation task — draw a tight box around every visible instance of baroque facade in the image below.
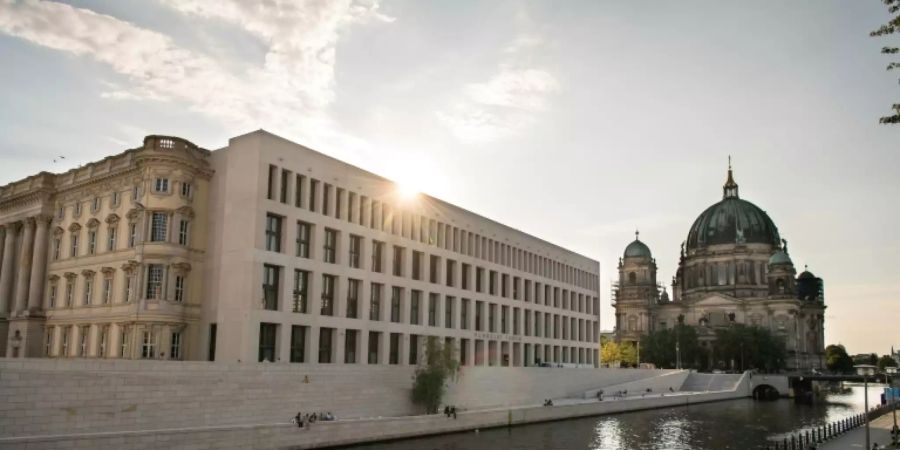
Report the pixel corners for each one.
[0,130,602,368]
[612,165,826,371]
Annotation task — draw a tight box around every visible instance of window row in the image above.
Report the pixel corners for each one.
[264,215,599,313]
[48,264,189,308]
[45,323,184,360]
[260,266,598,343]
[257,323,597,368]
[265,164,597,291]
[56,180,194,221]
[52,212,191,261]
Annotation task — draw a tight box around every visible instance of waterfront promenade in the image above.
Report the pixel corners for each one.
[821,413,898,449]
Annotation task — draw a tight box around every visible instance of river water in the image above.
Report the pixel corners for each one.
[337,384,888,450]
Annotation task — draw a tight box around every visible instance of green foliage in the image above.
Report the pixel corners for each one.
[851,353,879,366]
[600,340,637,366]
[411,336,459,414]
[870,0,900,124]
[825,344,854,374]
[641,324,702,369]
[877,354,898,371]
[713,325,786,372]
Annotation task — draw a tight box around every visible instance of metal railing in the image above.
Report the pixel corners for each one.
[763,403,893,450]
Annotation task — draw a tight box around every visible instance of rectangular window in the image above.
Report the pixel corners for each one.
[132,185,140,202]
[61,327,69,356]
[107,226,117,251]
[280,169,290,204]
[322,183,332,216]
[292,270,308,313]
[70,233,78,257]
[102,277,112,304]
[320,274,335,316]
[295,174,304,208]
[121,327,130,358]
[267,164,277,200]
[290,325,306,363]
[66,281,74,307]
[368,331,380,364]
[446,260,455,287]
[88,231,96,255]
[369,283,382,321]
[80,327,88,356]
[74,202,81,216]
[128,223,138,248]
[150,212,168,242]
[178,220,189,246]
[170,332,182,360]
[53,238,61,260]
[445,296,454,329]
[501,305,508,333]
[428,293,438,326]
[391,286,402,323]
[92,197,101,212]
[335,188,344,219]
[412,251,423,280]
[349,235,362,268]
[346,278,360,318]
[393,246,404,277]
[323,228,337,263]
[371,240,384,273]
[461,264,470,290]
[410,290,421,325]
[389,333,400,365]
[142,329,156,359]
[475,301,483,331]
[96,327,104,356]
[429,255,439,283]
[344,329,357,363]
[83,276,93,305]
[112,191,120,206]
[461,298,469,330]
[265,214,282,252]
[476,268,484,293]
[309,179,319,212]
[181,182,192,198]
[296,221,311,258]
[258,323,277,362]
[146,264,163,299]
[125,275,134,303]
[318,327,333,363]
[154,178,169,193]
[262,265,280,311]
[409,334,419,365]
[174,276,185,302]
[48,285,57,308]
[489,271,497,295]
[489,303,496,332]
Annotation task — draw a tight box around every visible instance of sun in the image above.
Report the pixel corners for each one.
[395,180,420,201]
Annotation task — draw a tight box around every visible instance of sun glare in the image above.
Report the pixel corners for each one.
[395,181,420,201]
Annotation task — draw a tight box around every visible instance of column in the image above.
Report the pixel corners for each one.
[108,323,121,359]
[359,328,369,365]
[335,328,346,364]
[0,224,15,314]
[13,219,36,313]
[27,216,50,312]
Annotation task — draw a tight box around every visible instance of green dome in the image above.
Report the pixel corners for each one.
[687,197,780,250]
[768,250,792,266]
[624,239,652,258]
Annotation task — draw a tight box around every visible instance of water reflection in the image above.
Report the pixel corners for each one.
[336,385,886,450]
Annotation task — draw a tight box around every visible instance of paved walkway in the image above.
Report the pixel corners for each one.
[821,413,898,449]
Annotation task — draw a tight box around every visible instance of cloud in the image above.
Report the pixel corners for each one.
[0,0,392,144]
[437,35,559,144]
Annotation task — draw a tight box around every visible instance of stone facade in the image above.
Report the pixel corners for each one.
[0,130,601,368]
[0,136,212,360]
[613,165,826,371]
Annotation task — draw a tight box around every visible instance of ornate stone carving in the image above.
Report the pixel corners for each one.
[121,260,139,274]
[105,213,121,224]
[86,218,101,229]
[68,222,82,232]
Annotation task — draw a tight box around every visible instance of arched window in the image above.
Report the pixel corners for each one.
[628,272,636,284]
[777,278,785,294]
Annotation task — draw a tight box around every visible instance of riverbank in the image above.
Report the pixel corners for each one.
[820,412,898,449]
[0,359,754,449]
[0,381,749,449]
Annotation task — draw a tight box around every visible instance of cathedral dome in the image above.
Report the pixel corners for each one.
[685,165,780,251]
[624,237,652,258]
[768,249,792,266]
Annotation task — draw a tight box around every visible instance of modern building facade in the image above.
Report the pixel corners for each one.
[612,165,826,371]
[0,131,602,368]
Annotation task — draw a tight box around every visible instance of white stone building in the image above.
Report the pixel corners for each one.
[613,165,825,371]
[0,130,602,368]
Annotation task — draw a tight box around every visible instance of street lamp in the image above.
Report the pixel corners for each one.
[886,366,898,441]
[855,364,877,450]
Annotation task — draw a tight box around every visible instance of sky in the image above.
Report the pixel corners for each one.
[0,0,897,356]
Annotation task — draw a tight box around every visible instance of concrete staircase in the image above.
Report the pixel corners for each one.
[680,373,743,392]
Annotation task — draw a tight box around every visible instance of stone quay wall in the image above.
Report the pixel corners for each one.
[0,359,677,437]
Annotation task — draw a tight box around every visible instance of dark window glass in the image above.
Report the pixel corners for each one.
[320,274,335,316]
[293,270,308,313]
[296,222,311,258]
[265,214,282,252]
[318,327,333,363]
[258,323,277,362]
[263,265,279,310]
[290,325,306,363]
[347,279,360,318]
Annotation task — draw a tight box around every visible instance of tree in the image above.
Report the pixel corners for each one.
[411,336,459,414]
[600,340,638,367]
[825,344,854,373]
[852,353,879,366]
[877,354,898,371]
[641,325,701,369]
[713,325,786,372]
[870,0,900,124]
[620,342,638,366]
